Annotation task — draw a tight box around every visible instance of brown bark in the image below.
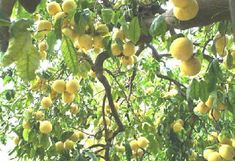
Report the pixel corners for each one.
[0,0,16,52]
[164,0,230,30]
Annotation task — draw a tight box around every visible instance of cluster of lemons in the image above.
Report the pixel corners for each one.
[41,79,80,109]
[55,131,84,153]
[203,132,235,161]
[170,37,201,76]
[194,95,225,121]
[171,0,199,21]
[171,119,184,133]
[129,136,149,158]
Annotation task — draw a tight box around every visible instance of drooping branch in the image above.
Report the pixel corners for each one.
[0,0,16,52]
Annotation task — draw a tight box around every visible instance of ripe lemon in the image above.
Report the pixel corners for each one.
[55,141,64,153]
[214,33,228,57]
[111,43,122,56]
[37,20,52,32]
[123,42,136,56]
[121,56,135,65]
[172,122,183,133]
[137,137,149,149]
[181,56,201,76]
[39,120,52,134]
[62,91,75,104]
[96,23,109,36]
[46,2,62,16]
[205,95,214,108]
[208,109,220,121]
[53,11,66,22]
[114,29,125,40]
[194,102,210,114]
[52,80,65,93]
[170,0,191,8]
[170,37,193,61]
[93,36,103,49]
[34,111,44,120]
[219,144,235,160]
[173,0,199,21]
[62,0,77,13]
[64,139,75,150]
[207,151,222,161]
[70,131,83,142]
[41,97,52,109]
[203,149,214,160]
[38,41,48,51]
[62,27,76,41]
[66,79,80,94]
[78,34,93,51]
[208,131,218,141]
[129,140,139,152]
[218,133,232,145]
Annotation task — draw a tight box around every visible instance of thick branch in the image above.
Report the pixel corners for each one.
[230,0,235,41]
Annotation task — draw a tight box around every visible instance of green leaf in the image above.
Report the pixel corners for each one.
[149,15,168,37]
[84,150,98,161]
[186,79,200,100]
[74,9,92,34]
[101,8,113,24]
[1,19,39,81]
[61,36,79,74]
[126,17,141,44]
[61,131,74,141]
[54,18,63,40]
[199,80,209,102]
[225,52,233,69]
[39,134,50,148]
[125,141,132,161]
[23,129,30,141]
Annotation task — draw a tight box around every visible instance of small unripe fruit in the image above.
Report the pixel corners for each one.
[22,121,30,129]
[52,80,66,93]
[39,120,52,134]
[66,79,80,94]
[123,41,136,56]
[46,2,62,16]
[172,122,183,133]
[39,51,47,59]
[170,37,193,61]
[64,139,75,150]
[111,43,122,56]
[55,141,64,153]
[13,136,20,145]
[41,97,52,109]
[62,0,77,13]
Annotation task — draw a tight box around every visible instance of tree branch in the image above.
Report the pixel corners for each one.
[229,0,235,41]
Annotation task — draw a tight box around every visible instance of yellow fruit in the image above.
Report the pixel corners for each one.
[37,20,52,32]
[38,41,48,51]
[208,109,220,121]
[214,33,228,57]
[99,116,111,126]
[34,111,44,120]
[70,131,84,142]
[172,122,183,133]
[22,121,30,129]
[115,144,125,153]
[137,137,149,149]
[206,96,214,108]
[217,103,226,110]
[53,11,66,22]
[78,34,93,51]
[114,29,125,40]
[70,104,79,114]
[123,42,136,56]
[170,0,191,8]
[133,149,144,157]
[13,136,20,145]
[218,134,232,145]
[41,97,52,109]
[181,56,201,76]
[49,89,58,100]
[173,0,199,21]
[66,79,80,94]
[170,37,193,61]
[64,139,75,150]
[189,151,197,161]
[46,2,62,16]
[129,140,139,152]
[88,70,96,78]
[203,149,214,160]
[39,51,47,59]
[93,36,103,49]
[231,139,235,148]
[39,120,52,134]
[52,80,66,93]
[194,102,210,114]
[207,151,222,161]
[111,43,122,56]
[62,27,76,41]
[96,24,109,36]
[55,141,64,153]
[219,144,235,160]
[121,56,135,65]
[208,132,218,141]
[62,91,75,104]
[62,0,77,13]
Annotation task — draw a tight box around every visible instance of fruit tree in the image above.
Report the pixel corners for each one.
[0,0,235,161]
